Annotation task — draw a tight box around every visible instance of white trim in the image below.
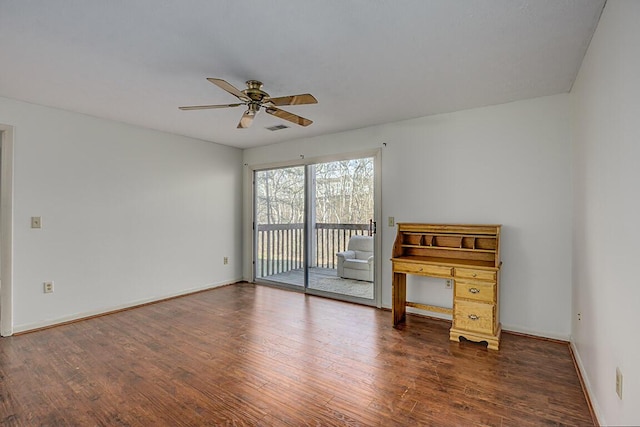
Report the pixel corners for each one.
[0,124,14,337]
[386,306,573,341]
[501,323,571,342]
[249,148,382,172]
[570,340,603,426]
[12,278,240,334]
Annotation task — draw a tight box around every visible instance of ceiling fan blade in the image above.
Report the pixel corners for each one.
[179,103,242,111]
[268,93,317,106]
[207,78,250,101]
[265,106,313,127]
[237,110,256,129]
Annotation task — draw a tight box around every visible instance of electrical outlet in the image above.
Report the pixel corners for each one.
[43,281,54,293]
[31,216,42,229]
[577,313,582,321]
[445,279,452,289]
[388,217,395,227]
[616,367,623,399]
[223,257,228,265]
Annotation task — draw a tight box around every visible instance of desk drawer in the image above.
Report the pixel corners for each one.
[454,300,495,334]
[455,280,495,303]
[455,268,496,282]
[394,262,453,278]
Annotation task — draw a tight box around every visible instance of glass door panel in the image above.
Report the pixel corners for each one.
[308,157,375,300]
[254,166,306,288]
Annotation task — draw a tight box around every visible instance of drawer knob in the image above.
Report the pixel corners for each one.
[468,314,479,321]
[469,288,480,294]
[472,273,477,278]
[419,267,423,272]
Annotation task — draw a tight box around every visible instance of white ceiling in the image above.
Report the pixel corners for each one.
[0,1,605,149]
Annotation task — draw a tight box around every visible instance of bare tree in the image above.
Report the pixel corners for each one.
[315,158,373,224]
[255,158,374,274]
[256,158,373,225]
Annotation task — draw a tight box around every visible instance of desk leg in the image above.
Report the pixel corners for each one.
[392,272,407,326]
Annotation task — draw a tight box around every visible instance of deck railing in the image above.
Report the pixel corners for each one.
[256,223,370,277]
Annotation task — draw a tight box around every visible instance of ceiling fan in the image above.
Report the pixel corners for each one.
[179,78,317,129]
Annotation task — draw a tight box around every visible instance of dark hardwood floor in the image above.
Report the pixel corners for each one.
[0,282,593,426]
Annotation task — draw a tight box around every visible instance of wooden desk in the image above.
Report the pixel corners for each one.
[391,223,502,350]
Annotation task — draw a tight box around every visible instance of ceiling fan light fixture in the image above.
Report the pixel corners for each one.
[247,103,260,114]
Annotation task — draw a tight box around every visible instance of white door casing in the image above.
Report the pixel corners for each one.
[0,124,14,337]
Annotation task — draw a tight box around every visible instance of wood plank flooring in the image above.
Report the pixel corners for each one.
[0,282,593,426]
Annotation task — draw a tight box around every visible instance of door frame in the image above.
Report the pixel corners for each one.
[0,124,14,337]
[249,149,382,308]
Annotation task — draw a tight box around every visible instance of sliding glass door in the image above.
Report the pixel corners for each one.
[254,155,377,305]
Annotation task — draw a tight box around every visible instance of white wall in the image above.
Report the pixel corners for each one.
[244,93,573,339]
[571,1,640,425]
[0,96,243,332]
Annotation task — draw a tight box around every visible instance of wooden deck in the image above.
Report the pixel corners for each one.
[260,267,374,299]
[0,283,594,426]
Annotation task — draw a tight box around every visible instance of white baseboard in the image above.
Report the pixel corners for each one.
[501,323,571,342]
[13,278,242,334]
[570,341,603,426]
[386,304,572,342]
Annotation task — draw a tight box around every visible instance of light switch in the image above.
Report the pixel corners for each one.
[31,216,42,229]
[388,217,395,227]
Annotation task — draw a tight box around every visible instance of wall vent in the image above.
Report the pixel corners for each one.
[266,124,289,131]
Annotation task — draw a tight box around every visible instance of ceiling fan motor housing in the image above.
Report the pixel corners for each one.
[244,80,269,102]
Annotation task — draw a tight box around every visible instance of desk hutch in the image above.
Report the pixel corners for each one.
[391,223,502,350]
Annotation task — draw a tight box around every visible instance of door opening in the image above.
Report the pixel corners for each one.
[253,153,379,306]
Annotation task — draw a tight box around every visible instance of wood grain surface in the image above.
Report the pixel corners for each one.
[0,282,593,426]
